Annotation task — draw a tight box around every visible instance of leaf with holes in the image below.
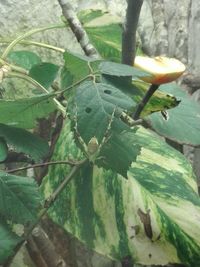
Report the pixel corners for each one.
[0,171,41,224]
[74,80,136,143]
[146,83,200,145]
[41,119,200,267]
[0,124,49,161]
[102,75,180,116]
[0,94,56,129]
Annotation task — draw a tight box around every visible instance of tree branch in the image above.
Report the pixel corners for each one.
[57,0,99,58]
[122,0,144,65]
[121,2,143,266]
[1,24,65,60]
[46,158,87,205]
[30,226,68,267]
[2,152,33,164]
[26,236,49,267]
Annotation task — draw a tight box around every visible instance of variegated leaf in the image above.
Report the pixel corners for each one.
[41,120,200,266]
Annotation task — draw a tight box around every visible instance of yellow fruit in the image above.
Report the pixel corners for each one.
[134,56,186,85]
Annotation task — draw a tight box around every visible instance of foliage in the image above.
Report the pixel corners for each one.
[0,7,200,267]
[0,137,8,162]
[42,119,200,266]
[0,124,49,161]
[0,94,56,129]
[8,50,42,71]
[29,62,59,89]
[147,83,200,145]
[0,172,41,264]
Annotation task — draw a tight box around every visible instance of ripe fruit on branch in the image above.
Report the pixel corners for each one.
[134,56,186,85]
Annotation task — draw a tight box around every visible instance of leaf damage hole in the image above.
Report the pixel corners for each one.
[85,107,92,113]
[104,89,112,95]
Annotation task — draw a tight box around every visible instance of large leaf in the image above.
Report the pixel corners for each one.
[147,83,200,145]
[7,50,42,71]
[73,80,139,175]
[0,220,22,264]
[0,94,56,129]
[0,124,49,161]
[42,121,200,266]
[0,171,41,224]
[29,62,59,89]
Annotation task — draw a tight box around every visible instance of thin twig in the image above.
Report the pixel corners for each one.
[121,2,143,267]
[122,0,144,65]
[6,159,83,173]
[48,159,87,204]
[5,72,66,116]
[0,58,28,74]
[1,24,65,59]
[0,38,65,53]
[120,111,143,127]
[133,84,159,120]
[57,0,98,58]
[27,159,87,236]
[58,74,93,94]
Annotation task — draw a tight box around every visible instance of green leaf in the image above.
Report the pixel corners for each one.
[29,63,59,89]
[0,171,41,224]
[73,79,140,175]
[0,124,49,161]
[103,76,180,116]
[0,94,56,129]
[0,220,21,264]
[79,9,107,25]
[81,9,122,61]
[62,51,100,87]
[147,83,200,145]
[82,9,142,62]
[74,80,139,175]
[100,120,141,176]
[7,50,41,71]
[0,138,8,162]
[41,120,200,267]
[99,61,151,78]
[86,24,121,61]
[75,80,135,143]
